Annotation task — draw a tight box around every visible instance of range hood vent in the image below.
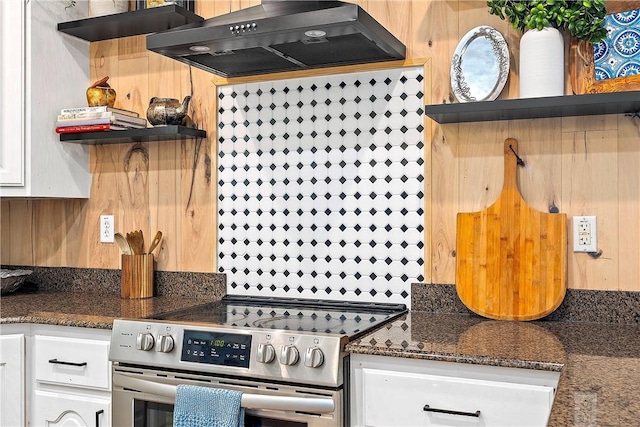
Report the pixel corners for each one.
[146,1,406,78]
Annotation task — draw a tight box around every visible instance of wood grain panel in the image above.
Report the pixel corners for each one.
[1,200,33,265]
[364,0,411,51]
[1,201,11,263]
[179,130,214,272]
[1,0,638,294]
[562,110,619,133]
[118,52,152,254]
[616,115,640,291]
[32,200,67,266]
[84,39,124,269]
[509,118,563,214]
[117,55,148,117]
[430,123,458,283]
[561,130,619,290]
[424,0,458,105]
[424,0,458,284]
[408,0,431,59]
[147,49,181,271]
[64,199,91,268]
[118,35,147,61]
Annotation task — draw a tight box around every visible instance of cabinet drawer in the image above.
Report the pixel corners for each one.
[34,335,110,390]
[361,368,554,426]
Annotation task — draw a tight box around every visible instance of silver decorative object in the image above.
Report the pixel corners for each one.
[451,26,510,103]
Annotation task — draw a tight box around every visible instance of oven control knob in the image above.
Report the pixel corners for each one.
[304,347,324,368]
[279,345,299,366]
[256,343,275,364]
[156,334,174,353]
[136,332,155,351]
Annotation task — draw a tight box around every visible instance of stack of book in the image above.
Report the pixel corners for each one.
[55,106,147,133]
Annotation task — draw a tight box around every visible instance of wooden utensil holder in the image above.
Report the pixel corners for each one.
[121,254,154,299]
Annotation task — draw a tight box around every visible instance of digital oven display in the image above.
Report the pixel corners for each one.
[181,330,251,368]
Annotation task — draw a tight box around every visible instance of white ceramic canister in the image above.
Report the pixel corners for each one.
[519,27,564,98]
[89,0,129,17]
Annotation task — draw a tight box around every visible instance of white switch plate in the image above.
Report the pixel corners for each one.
[100,215,115,243]
[573,216,597,252]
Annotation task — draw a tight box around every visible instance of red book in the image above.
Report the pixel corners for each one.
[55,124,125,133]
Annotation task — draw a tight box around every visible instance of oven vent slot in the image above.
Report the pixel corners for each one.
[174,375,212,385]
[219,380,259,389]
[295,410,324,417]
[114,367,144,375]
[295,389,334,398]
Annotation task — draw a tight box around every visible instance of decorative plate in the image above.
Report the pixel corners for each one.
[451,26,510,103]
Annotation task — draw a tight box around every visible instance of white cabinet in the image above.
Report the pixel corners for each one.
[350,354,560,427]
[0,324,112,427]
[0,334,26,426]
[34,390,110,427]
[0,0,91,198]
[0,0,25,186]
[33,335,110,390]
[31,328,112,427]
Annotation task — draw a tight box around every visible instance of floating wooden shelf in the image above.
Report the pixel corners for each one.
[60,126,206,144]
[424,90,640,124]
[57,5,203,42]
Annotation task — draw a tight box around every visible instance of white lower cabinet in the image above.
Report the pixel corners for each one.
[0,334,26,426]
[350,354,560,427]
[34,389,110,427]
[32,333,112,427]
[0,325,111,427]
[34,335,110,390]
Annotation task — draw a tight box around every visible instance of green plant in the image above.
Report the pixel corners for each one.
[487,0,608,43]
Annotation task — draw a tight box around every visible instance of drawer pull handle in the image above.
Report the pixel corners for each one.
[423,404,481,418]
[96,409,104,427]
[48,358,87,367]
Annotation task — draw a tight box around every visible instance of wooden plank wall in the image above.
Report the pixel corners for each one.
[1,0,639,292]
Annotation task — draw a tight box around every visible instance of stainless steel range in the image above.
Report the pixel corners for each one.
[109,295,406,427]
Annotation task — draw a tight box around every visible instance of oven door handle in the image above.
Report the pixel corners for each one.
[113,373,336,414]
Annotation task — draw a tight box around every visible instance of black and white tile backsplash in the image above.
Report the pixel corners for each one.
[217,67,425,306]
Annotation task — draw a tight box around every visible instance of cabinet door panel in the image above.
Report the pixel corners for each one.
[0,334,25,426]
[34,390,110,427]
[0,0,25,186]
[361,368,554,427]
[1,0,90,197]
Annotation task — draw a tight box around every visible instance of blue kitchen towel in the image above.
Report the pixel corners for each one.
[173,384,244,427]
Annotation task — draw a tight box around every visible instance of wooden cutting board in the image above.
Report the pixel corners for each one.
[456,139,567,321]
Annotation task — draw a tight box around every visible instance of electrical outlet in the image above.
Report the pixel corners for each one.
[100,215,115,243]
[573,216,597,252]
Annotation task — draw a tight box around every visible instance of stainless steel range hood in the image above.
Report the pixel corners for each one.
[146,1,406,78]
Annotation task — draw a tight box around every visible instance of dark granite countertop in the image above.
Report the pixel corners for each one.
[346,312,640,426]
[0,266,227,329]
[0,290,218,329]
[2,269,638,426]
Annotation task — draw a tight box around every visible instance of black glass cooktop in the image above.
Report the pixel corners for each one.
[152,295,407,340]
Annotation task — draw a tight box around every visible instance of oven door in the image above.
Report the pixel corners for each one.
[112,366,343,427]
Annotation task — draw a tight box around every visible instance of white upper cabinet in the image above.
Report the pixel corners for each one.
[1,0,91,198]
[0,0,25,186]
